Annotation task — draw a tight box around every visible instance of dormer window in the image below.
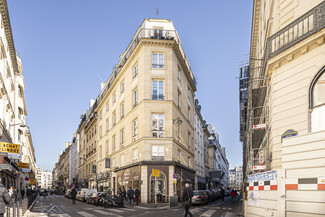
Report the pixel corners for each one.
[154,29,162,39]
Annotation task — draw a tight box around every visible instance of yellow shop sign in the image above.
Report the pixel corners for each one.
[18,162,29,169]
[0,142,20,154]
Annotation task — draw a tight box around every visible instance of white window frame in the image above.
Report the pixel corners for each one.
[152,145,164,157]
[152,80,164,100]
[133,119,138,141]
[134,64,138,78]
[152,114,164,137]
[120,129,124,147]
[152,53,164,68]
[133,149,138,161]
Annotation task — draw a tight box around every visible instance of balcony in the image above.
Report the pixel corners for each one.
[152,64,164,69]
[152,156,164,161]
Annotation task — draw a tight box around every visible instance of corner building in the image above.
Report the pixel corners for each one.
[93,19,196,203]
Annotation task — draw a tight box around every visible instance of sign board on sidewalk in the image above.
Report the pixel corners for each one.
[152,169,160,177]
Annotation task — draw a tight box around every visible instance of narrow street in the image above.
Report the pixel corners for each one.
[28,195,242,217]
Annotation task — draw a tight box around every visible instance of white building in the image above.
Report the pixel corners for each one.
[194,99,205,190]
[69,133,79,185]
[36,167,52,189]
[0,0,36,192]
[229,166,243,190]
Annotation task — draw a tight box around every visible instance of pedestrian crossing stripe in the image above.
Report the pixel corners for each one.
[108,208,124,213]
[58,214,71,217]
[191,208,202,214]
[93,209,122,217]
[200,209,216,217]
[77,211,96,217]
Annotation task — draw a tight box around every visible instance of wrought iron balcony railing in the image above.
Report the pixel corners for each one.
[267,1,325,59]
[152,94,164,100]
[152,156,164,161]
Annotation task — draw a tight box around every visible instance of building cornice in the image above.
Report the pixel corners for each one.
[0,0,19,75]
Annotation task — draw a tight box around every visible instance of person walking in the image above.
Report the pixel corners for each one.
[8,187,17,207]
[134,188,140,205]
[21,189,25,199]
[0,183,10,217]
[182,183,193,217]
[127,187,134,206]
[122,187,126,204]
[71,188,77,204]
[230,189,236,202]
[220,187,225,201]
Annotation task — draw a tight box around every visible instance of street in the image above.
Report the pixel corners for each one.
[28,195,242,217]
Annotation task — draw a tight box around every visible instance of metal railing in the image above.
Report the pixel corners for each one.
[267,1,325,59]
[4,193,37,217]
[152,156,164,161]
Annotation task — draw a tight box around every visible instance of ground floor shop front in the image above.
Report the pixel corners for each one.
[112,161,195,204]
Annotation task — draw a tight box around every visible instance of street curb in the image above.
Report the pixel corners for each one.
[23,196,37,217]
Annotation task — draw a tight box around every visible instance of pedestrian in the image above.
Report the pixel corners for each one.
[127,187,134,206]
[122,187,126,204]
[71,187,77,204]
[21,189,25,199]
[8,187,17,207]
[220,187,225,201]
[0,182,10,217]
[230,189,236,202]
[134,188,140,205]
[182,183,193,217]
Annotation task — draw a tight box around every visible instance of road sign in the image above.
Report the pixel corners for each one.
[253,124,266,129]
[259,150,265,164]
[173,178,177,183]
[24,177,29,181]
[0,142,20,154]
[173,174,176,179]
[152,169,160,177]
[29,178,35,185]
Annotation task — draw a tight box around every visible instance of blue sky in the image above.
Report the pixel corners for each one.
[8,0,253,171]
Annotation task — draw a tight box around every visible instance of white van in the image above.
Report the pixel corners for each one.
[79,188,97,202]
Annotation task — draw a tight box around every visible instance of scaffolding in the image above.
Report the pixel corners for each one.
[240,52,271,175]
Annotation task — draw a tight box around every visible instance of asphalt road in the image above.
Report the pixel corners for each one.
[29,195,243,217]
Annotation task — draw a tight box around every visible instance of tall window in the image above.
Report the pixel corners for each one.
[154,29,162,39]
[18,86,23,97]
[152,53,164,68]
[99,145,102,158]
[18,107,23,119]
[18,129,22,141]
[133,89,138,107]
[178,67,181,80]
[121,154,125,165]
[120,103,124,119]
[106,118,109,133]
[120,129,124,147]
[152,145,164,160]
[112,158,116,168]
[133,119,138,141]
[188,107,191,121]
[121,81,125,94]
[133,64,138,78]
[106,140,109,154]
[113,111,116,126]
[177,91,181,108]
[112,135,116,151]
[106,101,109,112]
[152,114,164,137]
[188,132,191,149]
[99,126,102,138]
[113,92,116,104]
[310,69,325,132]
[152,80,164,100]
[99,110,102,120]
[188,87,191,102]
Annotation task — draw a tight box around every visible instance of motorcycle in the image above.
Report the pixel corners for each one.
[102,194,124,208]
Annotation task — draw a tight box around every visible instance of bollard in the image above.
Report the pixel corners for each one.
[13,204,16,217]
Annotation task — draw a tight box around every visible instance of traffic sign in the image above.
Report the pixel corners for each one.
[173,174,176,179]
[253,165,266,170]
[152,169,160,177]
[24,177,29,181]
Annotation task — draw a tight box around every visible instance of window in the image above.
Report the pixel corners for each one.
[18,107,23,119]
[152,53,164,68]
[106,118,109,133]
[188,87,191,102]
[188,132,191,149]
[99,110,102,120]
[133,64,138,78]
[152,145,164,160]
[310,69,325,132]
[121,155,125,165]
[18,86,23,97]
[99,145,102,158]
[18,129,22,141]
[154,29,162,39]
[121,81,125,94]
[99,126,102,138]
[133,89,138,107]
[178,67,181,80]
[177,91,181,108]
[177,149,181,161]
[112,135,116,151]
[120,129,124,147]
[106,101,109,112]
[133,119,138,141]
[133,149,138,161]
[152,114,164,137]
[152,81,164,100]
[188,107,190,121]
[120,103,124,119]
[113,92,116,103]
[112,158,116,168]
[113,111,116,126]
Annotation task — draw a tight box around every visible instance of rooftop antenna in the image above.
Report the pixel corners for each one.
[152,3,159,18]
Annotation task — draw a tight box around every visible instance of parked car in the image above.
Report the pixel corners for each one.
[76,191,85,202]
[80,188,97,201]
[191,190,208,205]
[39,189,48,196]
[87,192,105,205]
[65,189,71,198]
[203,190,213,203]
